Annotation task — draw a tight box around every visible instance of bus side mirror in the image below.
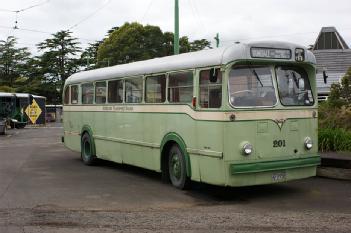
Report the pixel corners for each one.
[209,68,218,83]
[323,71,328,84]
[29,95,34,104]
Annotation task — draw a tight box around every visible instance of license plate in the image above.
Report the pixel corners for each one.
[272,172,286,181]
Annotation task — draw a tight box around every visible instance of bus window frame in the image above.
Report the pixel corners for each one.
[107,78,124,104]
[145,73,167,104]
[63,86,70,105]
[274,65,315,107]
[95,81,107,105]
[197,66,223,110]
[124,76,144,104]
[167,69,195,105]
[81,82,94,105]
[226,63,279,109]
[70,84,79,105]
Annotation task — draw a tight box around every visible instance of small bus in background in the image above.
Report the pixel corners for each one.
[62,41,320,189]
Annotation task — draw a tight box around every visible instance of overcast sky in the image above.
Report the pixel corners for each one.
[0,0,350,54]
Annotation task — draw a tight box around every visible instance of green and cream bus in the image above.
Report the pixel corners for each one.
[63,41,320,189]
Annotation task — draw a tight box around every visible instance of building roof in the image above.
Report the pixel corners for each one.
[314,49,351,74]
[313,27,349,50]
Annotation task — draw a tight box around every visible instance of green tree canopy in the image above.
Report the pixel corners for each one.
[37,30,81,85]
[0,36,30,87]
[97,22,165,66]
[328,67,351,107]
[80,41,101,70]
[97,22,212,67]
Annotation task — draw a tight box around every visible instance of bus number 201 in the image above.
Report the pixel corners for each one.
[273,140,286,147]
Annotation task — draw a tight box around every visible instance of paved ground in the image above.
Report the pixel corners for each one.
[0,125,351,233]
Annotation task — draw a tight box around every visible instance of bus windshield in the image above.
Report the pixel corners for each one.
[275,66,314,106]
[229,66,277,107]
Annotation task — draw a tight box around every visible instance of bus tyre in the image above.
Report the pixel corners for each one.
[0,126,5,135]
[168,144,191,190]
[81,133,96,165]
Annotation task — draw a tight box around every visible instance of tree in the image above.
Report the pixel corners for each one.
[37,30,81,87]
[0,36,30,87]
[190,39,212,51]
[97,22,212,67]
[328,67,351,107]
[97,22,165,66]
[80,41,101,70]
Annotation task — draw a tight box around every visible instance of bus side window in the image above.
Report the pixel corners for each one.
[168,71,193,103]
[199,68,222,108]
[125,77,143,103]
[70,85,79,104]
[95,81,107,104]
[64,86,70,105]
[145,75,166,103]
[108,80,123,103]
[82,83,94,104]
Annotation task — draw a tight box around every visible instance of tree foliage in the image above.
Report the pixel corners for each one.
[80,41,102,70]
[0,36,30,87]
[97,22,212,67]
[328,67,351,107]
[0,23,212,104]
[97,22,166,66]
[37,30,81,85]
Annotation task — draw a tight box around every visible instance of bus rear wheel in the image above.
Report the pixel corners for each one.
[81,133,96,165]
[168,144,190,190]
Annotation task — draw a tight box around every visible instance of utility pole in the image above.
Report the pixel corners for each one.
[174,0,179,55]
[214,33,220,48]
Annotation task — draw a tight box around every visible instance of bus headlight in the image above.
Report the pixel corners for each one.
[304,137,313,150]
[242,143,253,155]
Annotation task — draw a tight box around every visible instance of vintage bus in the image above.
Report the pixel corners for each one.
[0,92,31,129]
[63,41,320,189]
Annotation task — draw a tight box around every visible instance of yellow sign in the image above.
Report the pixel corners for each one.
[25,99,42,124]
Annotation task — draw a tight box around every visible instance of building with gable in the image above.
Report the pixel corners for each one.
[312,27,351,101]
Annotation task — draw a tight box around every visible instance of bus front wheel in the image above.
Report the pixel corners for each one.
[168,144,190,190]
[81,133,96,165]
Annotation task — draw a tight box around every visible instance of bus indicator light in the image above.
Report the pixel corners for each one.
[251,47,291,59]
[295,48,305,62]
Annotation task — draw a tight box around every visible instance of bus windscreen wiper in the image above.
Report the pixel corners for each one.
[252,69,263,87]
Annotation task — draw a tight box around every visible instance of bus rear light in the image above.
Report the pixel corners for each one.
[192,96,196,108]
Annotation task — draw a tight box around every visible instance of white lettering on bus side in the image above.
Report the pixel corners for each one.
[102,106,134,112]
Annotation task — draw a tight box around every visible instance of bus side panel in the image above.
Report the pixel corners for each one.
[193,120,225,185]
[93,111,122,163]
[63,110,81,152]
[119,112,159,171]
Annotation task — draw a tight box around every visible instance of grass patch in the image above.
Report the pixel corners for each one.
[318,128,351,152]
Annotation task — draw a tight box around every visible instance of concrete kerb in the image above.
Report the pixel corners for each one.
[317,152,351,180]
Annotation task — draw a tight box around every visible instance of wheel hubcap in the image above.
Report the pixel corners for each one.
[83,140,91,159]
[171,153,181,179]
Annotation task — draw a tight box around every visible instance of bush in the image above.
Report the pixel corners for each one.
[319,102,351,130]
[319,128,351,152]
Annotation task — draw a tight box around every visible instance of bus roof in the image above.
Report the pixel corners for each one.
[65,41,316,85]
[0,92,46,99]
[0,92,15,97]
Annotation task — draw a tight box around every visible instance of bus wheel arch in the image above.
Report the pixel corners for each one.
[80,125,96,165]
[160,133,192,188]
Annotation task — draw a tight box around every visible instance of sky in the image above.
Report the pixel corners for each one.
[0,0,350,54]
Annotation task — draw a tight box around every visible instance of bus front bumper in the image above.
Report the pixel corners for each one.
[230,156,320,175]
[224,155,320,187]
